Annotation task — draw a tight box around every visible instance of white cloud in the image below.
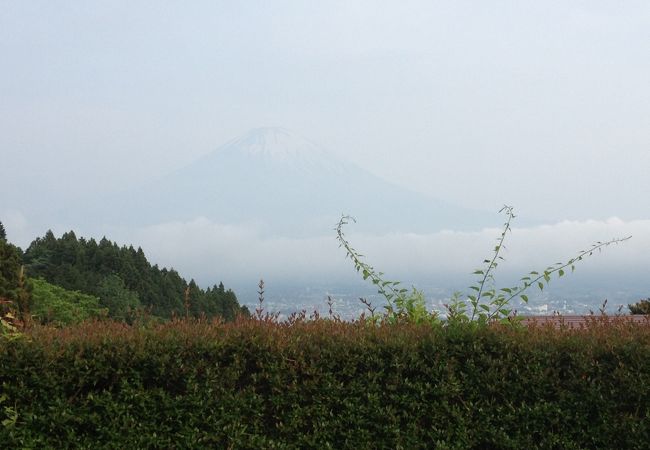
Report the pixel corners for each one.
[120,216,649,291]
[119,217,351,285]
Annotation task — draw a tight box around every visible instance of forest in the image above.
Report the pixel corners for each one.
[0,220,248,327]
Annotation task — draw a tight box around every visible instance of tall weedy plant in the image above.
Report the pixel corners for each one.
[336,216,431,324]
[336,206,630,325]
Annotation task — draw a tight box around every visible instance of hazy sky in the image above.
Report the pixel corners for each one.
[2,1,649,218]
[1,1,649,295]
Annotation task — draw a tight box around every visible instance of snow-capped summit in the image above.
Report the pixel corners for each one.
[209,127,347,175]
[223,127,319,160]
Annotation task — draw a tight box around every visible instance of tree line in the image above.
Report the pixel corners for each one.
[0,221,248,326]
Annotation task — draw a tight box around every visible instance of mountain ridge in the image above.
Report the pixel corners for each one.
[59,128,495,236]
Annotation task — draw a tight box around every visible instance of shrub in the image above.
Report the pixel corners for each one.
[30,278,107,326]
[629,298,650,315]
[337,207,630,325]
[1,318,649,448]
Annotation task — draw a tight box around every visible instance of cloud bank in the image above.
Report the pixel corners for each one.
[3,208,647,295]
[112,216,648,292]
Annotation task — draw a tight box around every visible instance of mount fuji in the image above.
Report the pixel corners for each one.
[79,127,493,236]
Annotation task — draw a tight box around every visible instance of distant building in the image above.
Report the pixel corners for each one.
[519,315,650,329]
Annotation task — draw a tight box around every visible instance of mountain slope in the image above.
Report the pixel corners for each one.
[80,128,494,236]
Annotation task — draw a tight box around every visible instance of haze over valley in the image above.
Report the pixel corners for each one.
[2,2,649,316]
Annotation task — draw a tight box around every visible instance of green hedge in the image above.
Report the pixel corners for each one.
[1,318,649,449]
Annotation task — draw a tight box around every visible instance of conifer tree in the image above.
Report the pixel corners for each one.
[0,239,22,301]
[22,230,248,321]
[0,227,31,324]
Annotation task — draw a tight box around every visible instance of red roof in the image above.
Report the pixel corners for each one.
[519,314,650,329]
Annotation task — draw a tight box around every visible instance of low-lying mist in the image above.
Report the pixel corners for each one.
[4,209,648,296]
[117,216,648,293]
